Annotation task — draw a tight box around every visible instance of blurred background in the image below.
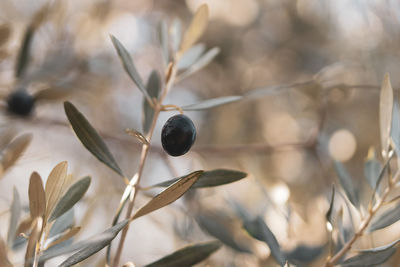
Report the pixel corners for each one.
[0,0,400,266]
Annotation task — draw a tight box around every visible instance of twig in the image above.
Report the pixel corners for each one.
[324,169,400,266]
[111,64,178,267]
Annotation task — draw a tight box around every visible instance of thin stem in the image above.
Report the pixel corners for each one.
[325,170,400,267]
[112,65,178,267]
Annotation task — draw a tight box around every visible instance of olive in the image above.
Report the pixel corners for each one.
[161,114,196,156]
[7,90,35,116]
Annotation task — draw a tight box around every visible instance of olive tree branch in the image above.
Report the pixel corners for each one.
[111,64,178,267]
[324,168,400,267]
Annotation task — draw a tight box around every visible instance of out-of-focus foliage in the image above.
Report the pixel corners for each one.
[0,0,400,266]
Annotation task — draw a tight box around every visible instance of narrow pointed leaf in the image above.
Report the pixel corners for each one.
[379,73,393,157]
[171,19,182,53]
[392,100,400,167]
[64,101,124,176]
[341,239,400,267]
[333,161,359,207]
[0,133,32,176]
[45,161,68,220]
[364,149,382,189]
[177,43,206,70]
[57,220,129,267]
[0,236,13,267]
[49,176,91,222]
[15,25,34,78]
[159,20,169,64]
[24,217,42,267]
[110,35,151,102]
[46,227,80,249]
[132,171,203,220]
[196,212,251,253]
[152,169,247,188]
[244,216,286,266]
[283,244,325,264]
[49,209,74,238]
[326,185,335,226]
[369,204,400,232]
[142,70,161,135]
[178,47,220,81]
[144,240,221,267]
[29,172,46,219]
[182,95,241,111]
[179,4,209,54]
[7,187,21,245]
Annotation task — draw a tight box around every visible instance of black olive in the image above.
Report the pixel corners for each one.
[161,114,196,156]
[7,90,35,116]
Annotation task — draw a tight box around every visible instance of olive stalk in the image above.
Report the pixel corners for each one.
[112,63,178,267]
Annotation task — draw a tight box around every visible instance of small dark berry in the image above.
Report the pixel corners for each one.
[161,114,196,156]
[7,90,35,116]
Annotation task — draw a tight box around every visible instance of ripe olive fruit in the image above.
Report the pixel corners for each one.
[7,90,35,116]
[161,114,196,156]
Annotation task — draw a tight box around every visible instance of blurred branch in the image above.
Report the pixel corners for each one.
[324,166,400,266]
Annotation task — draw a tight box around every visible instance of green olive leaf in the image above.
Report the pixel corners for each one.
[64,101,124,177]
[333,161,359,208]
[341,239,400,267]
[177,47,220,81]
[110,35,152,104]
[150,169,247,188]
[144,240,221,267]
[7,187,21,245]
[15,25,34,78]
[243,216,286,266]
[142,70,161,135]
[49,176,91,222]
[379,73,393,157]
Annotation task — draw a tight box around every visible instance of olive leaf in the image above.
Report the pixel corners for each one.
[0,133,32,177]
[24,217,43,267]
[181,95,242,111]
[243,216,286,266]
[28,172,46,219]
[0,236,12,267]
[131,171,203,220]
[49,176,91,222]
[64,101,124,177]
[170,18,182,53]
[110,35,152,104]
[196,211,251,253]
[391,100,400,162]
[368,203,400,232]
[57,220,129,267]
[326,186,335,223]
[150,169,247,188]
[45,161,68,221]
[15,25,34,78]
[177,43,206,70]
[46,227,80,250]
[179,4,209,54]
[177,47,220,81]
[142,70,161,135]
[144,240,221,267]
[333,161,359,208]
[379,73,393,157]
[363,149,382,189]
[49,209,74,239]
[7,187,21,245]
[283,244,325,264]
[159,20,169,64]
[341,239,400,267]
